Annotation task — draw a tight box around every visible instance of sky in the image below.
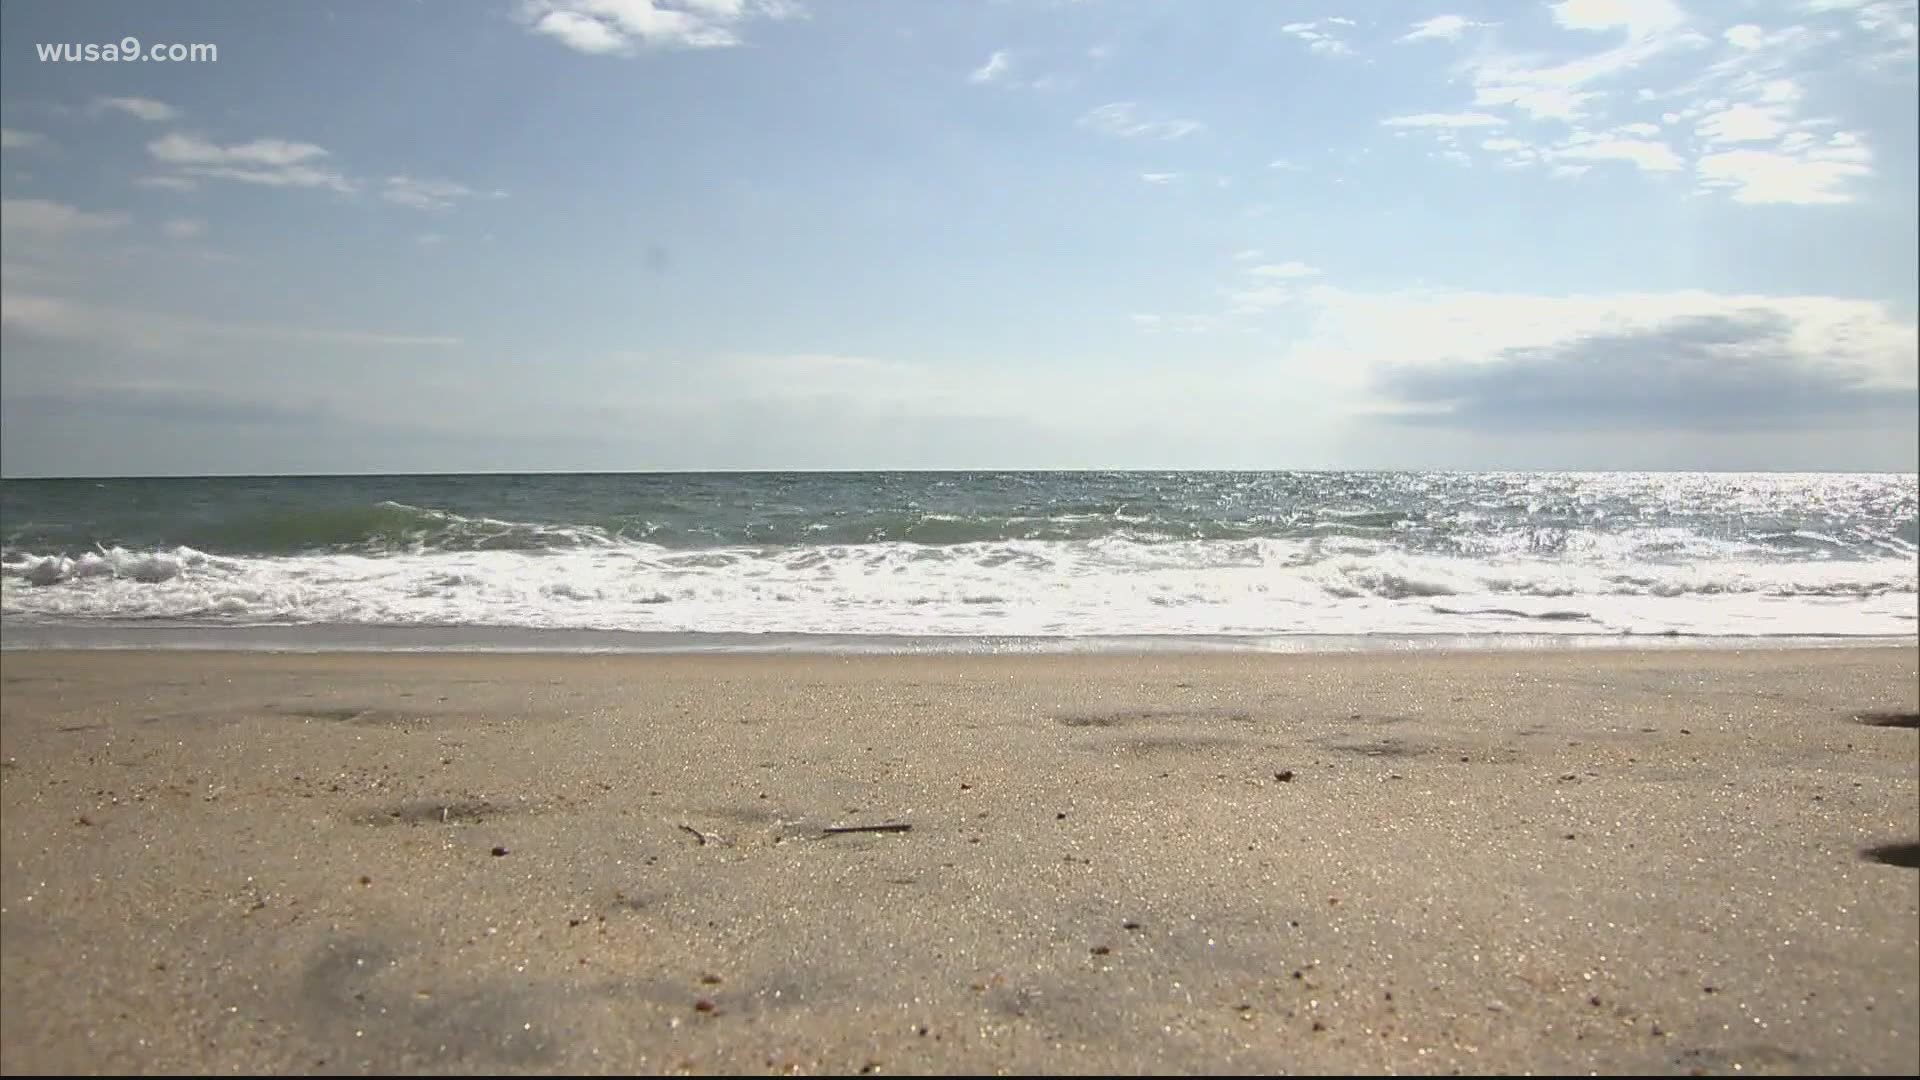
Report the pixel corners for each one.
[0,0,1915,476]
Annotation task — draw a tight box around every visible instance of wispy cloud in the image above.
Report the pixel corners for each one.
[1553,130,1684,172]
[1078,101,1202,140]
[1463,0,1705,121]
[148,133,355,192]
[1223,259,1323,314]
[520,0,804,56]
[134,175,198,192]
[0,198,129,238]
[1,129,45,150]
[1,293,460,350]
[1381,112,1508,128]
[1802,0,1918,66]
[160,218,205,240]
[382,175,505,210]
[1138,171,1181,185]
[1280,18,1355,56]
[1381,0,1886,204]
[1399,14,1490,43]
[91,96,180,122]
[1248,261,1321,279]
[1696,134,1874,204]
[968,49,1011,84]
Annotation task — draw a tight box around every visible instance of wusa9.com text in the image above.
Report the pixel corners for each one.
[37,38,216,63]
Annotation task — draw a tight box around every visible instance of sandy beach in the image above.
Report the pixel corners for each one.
[1,645,1915,1075]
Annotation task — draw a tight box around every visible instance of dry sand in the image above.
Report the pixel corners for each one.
[1,646,1915,1075]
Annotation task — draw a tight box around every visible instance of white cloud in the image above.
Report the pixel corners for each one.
[1399,14,1487,43]
[1129,313,1220,334]
[147,133,354,192]
[160,218,205,240]
[968,49,1011,84]
[1221,259,1325,314]
[134,175,198,192]
[1247,261,1321,279]
[1281,20,1354,56]
[1381,112,1508,128]
[1462,1,1705,122]
[529,9,629,52]
[149,133,327,168]
[1550,0,1686,36]
[520,0,802,55]
[1232,248,1264,262]
[1388,0,1885,202]
[91,96,179,122]
[382,175,502,210]
[1696,133,1874,204]
[1282,286,1917,408]
[1078,102,1203,140]
[1676,52,1877,203]
[1802,0,1918,65]
[1553,133,1684,171]
[1138,171,1181,184]
[1,129,45,150]
[1697,102,1791,143]
[1267,157,1304,171]
[1,293,460,350]
[0,198,129,238]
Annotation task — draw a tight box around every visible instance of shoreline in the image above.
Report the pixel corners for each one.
[4,645,1915,1074]
[3,620,1916,655]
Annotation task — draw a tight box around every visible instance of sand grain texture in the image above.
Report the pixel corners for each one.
[2,647,1916,1075]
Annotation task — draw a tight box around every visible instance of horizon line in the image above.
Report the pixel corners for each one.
[5,466,1917,481]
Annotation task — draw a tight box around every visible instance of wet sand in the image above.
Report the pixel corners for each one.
[2,646,1916,1075]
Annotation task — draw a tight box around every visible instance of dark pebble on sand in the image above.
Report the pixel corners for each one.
[701,973,722,985]
[1056,812,1067,820]
[1090,945,1111,956]
[491,846,508,857]
[1123,921,1141,931]
[694,998,715,1013]
[1275,770,1294,782]
[358,875,372,886]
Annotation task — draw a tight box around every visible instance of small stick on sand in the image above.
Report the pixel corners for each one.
[678,823,725,846]
[823,823,912,835]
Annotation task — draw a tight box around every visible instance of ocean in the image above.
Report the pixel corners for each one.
[1,471,1915,650]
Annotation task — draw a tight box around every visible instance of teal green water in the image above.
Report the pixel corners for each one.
[2,471,1915,639]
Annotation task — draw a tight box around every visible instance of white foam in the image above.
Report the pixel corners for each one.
[3,537,1914,638]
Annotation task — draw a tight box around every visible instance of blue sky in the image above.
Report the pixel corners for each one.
[1,0,1915,475]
